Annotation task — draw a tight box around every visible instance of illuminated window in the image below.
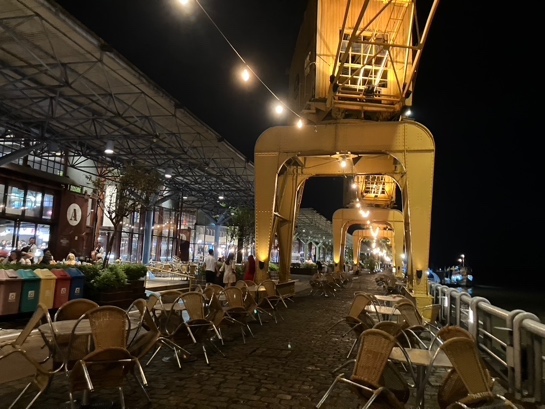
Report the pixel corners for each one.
[6,185,24,215]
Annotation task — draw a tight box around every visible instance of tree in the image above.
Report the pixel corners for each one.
[90,165,163,267]
[227,206,255,263]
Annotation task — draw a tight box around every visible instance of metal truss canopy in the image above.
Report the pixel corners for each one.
[295,208,333,245]
[0,0,254,220]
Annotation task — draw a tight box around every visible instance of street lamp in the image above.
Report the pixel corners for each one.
[460,254,465,267]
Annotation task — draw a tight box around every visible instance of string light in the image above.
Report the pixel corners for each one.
[179,0,305,129]
[241,68,250,82]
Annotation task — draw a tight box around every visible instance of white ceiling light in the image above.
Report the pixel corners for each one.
[104,140,114,154]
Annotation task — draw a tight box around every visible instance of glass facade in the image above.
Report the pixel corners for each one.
[0,179,56,262]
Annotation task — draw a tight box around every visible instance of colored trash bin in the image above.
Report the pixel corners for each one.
[51,269,71,308]
[66,268,85,300]
[16,269,41,313]
[33,269,57,309]
[0,269,23,315]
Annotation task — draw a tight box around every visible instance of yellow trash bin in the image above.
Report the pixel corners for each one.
[33,268,57,309]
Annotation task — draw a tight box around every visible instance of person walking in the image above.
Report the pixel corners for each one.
[222,252,237,287]
[203,248,217,286]
[244,255,256,282]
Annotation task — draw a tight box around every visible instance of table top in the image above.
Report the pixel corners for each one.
[246,285,266,293]
[374,294,405,303]
[39,319,91,336]
[389,347,452,368]
[153,301,186,311]
[365,305,400,316]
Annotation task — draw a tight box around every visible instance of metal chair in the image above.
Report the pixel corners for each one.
[240,285,273,325]
[133,296,193,369]
[257,279,286,323]
[0,303,62,409]
[222,286,256,342]
[67,347,149,409]
[179,291,224,364]
[54,298,99,322]
[327,293,381,357]
[393,299,440,348]
[316,329,414,409]
[424,337,518,408]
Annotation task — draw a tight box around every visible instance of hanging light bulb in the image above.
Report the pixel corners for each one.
[275,103,284,115]
[296,118,303,128]
[104,140,114,154]
[241,68,250,82]
[351,179,357,189]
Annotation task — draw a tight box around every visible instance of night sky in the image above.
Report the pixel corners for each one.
[54,0,540,286]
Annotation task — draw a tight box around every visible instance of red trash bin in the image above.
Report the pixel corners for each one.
[51,269,72,308]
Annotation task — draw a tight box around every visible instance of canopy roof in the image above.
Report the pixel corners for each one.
[0,0,253,220]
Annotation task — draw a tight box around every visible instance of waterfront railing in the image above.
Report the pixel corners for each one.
[429,283,545,404]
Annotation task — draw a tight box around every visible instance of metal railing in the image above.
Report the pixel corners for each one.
[429,283,545,404]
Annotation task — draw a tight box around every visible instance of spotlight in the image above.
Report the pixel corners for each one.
[104,140,114,154]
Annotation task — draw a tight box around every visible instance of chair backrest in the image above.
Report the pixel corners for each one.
[439,337,493,397]
[126,298,148,345]
[421,303,441,324]
[349,293,374,318]
[203,284,224,300]
[260,279,277,297]
[87,305,131,349]
[54,299,99,321]
[244,279,257,287]
[394,300,424,327]
[223,287,245,309]
[351,329,397,388]
[241,286,257,311]
[146,293,160,310]
[159,290,184,304]
[181,291,207,321]
[373,321,404,337]
[127,299,160,359]
[13,302,52,348]
[235,280,247,289]
[437,325,473,341]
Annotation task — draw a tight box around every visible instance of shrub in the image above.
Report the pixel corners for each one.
[268,262,280,272]
[92,267,127,291]
[122,264,147,281]
[77,264,102,284]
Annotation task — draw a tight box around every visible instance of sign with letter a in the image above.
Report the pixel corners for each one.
[67,203,82,226]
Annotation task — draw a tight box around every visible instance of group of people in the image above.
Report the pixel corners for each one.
[202,249,256,287]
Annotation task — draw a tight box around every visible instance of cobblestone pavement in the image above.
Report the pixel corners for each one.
[0,274,529,409]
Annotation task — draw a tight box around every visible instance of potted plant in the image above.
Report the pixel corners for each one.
[121,264,148,298]
[88,265,132,307]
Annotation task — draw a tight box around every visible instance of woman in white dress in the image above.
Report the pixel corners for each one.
[222,253,237,287]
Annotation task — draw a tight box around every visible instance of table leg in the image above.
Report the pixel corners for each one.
[415,366,426,409]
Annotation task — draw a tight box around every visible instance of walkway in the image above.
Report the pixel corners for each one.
[0,274,533,408]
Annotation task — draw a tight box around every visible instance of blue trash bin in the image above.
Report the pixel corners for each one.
[66,268,85,299]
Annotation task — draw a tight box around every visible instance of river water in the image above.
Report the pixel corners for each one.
[449,284,545,322]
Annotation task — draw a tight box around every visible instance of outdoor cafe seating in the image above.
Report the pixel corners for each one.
[0,299,152,408]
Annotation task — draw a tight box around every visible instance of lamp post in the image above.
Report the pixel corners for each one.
[460,254,465,267]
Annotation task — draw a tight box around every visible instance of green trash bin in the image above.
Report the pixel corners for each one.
[0,269,23,315]
[16,269,41,313]
[33,269,57,309]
